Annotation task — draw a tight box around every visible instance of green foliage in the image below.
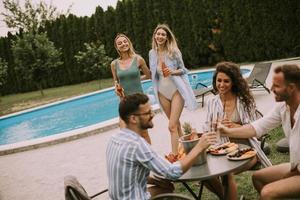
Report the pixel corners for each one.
[75,41,112,81]
[0,58,8,91]
[1,0,71,33]
[0,58,8,85]
[182,122,192,135]
[12,32,62,95]
[1,0,300,95]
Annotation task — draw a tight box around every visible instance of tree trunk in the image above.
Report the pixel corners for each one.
[36,83,44,96]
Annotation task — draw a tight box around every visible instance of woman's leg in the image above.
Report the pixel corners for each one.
[227,173,237,200]
[158,93,173,150]
[169,92,184,153]
[203,178,224,199]
[158,91,184,153]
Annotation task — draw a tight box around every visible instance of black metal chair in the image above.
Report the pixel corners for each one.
[193,82,216,107]
[64,175,108,200]
[151,193,194,200]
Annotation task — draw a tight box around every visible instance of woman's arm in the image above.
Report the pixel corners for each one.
[110,61,118,84]
[172,50,189,75]
[138,55,151,80]
[110,61,123,97]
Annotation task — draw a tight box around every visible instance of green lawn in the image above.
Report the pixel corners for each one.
[175,127,289,200]
[0,78,114,116]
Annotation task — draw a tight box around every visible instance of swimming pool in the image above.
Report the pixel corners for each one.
[0,69,250,146]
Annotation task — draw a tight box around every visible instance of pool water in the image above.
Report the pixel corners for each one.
[0,69,250,145]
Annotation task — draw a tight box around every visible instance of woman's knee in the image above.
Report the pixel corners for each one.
[168,122,179,133]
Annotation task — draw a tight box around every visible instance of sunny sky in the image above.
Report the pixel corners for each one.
[0,0,119,37]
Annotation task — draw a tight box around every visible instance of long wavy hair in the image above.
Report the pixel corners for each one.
[151,24,179,57]
[212,61,255,115]
[114,33,136,59]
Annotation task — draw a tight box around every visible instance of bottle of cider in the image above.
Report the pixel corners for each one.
[116,83,125,97]
[161,62,169,77]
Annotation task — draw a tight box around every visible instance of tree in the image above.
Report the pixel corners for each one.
[75,41,112,88]
[0,58,8,96]
[1,0,71,34]
[12,32,62,96]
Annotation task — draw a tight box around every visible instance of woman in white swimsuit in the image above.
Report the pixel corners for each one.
[149,24,197,154]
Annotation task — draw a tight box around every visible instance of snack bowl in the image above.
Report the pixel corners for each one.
[178,133,206,165]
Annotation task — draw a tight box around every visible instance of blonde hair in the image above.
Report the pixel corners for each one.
[114,33,136,59]
[151,24,179,57]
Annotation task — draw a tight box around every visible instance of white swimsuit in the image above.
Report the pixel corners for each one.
[157,67,177,100]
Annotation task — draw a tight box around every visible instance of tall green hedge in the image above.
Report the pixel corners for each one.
[0,0,299,94]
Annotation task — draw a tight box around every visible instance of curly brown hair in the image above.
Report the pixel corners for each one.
[212,61,255,115]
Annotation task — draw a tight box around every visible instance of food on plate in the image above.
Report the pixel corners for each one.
[207,142,238,155]
[227,147,257,160]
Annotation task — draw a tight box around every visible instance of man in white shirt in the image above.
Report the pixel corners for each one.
[219,64,300,199]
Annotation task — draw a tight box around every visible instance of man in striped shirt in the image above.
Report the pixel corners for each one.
[106,93,217,199]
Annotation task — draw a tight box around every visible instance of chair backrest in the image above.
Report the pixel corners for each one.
[247,62,272,86]
[151,193,194,200]
[65,175,91,200]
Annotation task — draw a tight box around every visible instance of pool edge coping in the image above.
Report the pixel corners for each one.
[0,105,161,156]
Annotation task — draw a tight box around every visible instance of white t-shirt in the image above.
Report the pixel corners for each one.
[251,102,300,171]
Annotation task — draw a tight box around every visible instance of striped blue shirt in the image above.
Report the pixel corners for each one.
[106,128,182,200]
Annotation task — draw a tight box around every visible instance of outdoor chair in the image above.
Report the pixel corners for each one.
[64,175,108,200]
[247,62,272,93]
[193,82,216,107]
[151,193,194,200]
[248,109,272,168]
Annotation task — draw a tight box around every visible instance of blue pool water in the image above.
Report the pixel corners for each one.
[0,69,250,145]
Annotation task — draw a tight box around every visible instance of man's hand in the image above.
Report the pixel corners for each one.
[196,132,217,150]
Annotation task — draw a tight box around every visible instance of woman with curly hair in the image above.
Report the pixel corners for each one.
[205,61,258,200]
[207,61,257,127]
[206,62,257,200]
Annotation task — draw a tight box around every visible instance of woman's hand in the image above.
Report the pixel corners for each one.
[115,83,124,97]
[162,66,172,77]
[221,118,241,128]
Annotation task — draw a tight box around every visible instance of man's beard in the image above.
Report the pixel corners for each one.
[274,90,289,102]
[139,118,153,130]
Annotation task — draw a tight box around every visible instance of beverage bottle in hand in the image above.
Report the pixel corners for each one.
[116,83,125,97]
[161,62,169,77]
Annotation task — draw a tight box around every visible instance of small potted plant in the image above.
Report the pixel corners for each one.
[182,122,192,135]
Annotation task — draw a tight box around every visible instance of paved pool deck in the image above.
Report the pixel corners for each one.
[0,59,299,200]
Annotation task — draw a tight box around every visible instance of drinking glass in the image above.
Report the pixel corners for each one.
[202,121,221,145]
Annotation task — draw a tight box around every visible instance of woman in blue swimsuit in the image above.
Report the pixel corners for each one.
[149,24,197,154]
